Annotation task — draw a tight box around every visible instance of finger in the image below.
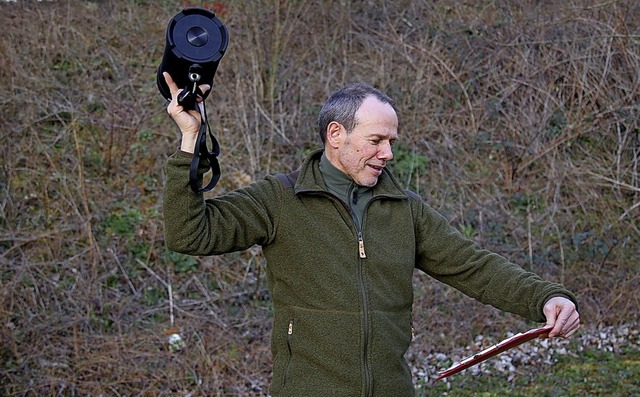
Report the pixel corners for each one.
[562,312,581,337]
[552,307,580,338]
[543,305,559,329]
[549,308,571,337]
[198,84,211,95]
[564,321,580,338]
[196,84,211,103]
[163,72,181,96]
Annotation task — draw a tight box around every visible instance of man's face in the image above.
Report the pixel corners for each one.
[330,96,398,187]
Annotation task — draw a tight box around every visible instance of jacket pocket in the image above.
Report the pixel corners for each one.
[282,319,294,389]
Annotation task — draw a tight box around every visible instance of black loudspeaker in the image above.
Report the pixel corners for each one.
[156,7,229,103]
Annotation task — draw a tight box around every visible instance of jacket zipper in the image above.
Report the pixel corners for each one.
[355,204,371,396]
[318,190,373,395]
[358,248,372,397]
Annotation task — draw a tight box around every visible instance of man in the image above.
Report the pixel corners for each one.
[161,72,580,396]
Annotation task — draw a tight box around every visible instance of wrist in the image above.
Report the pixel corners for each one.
[180,133,198,153]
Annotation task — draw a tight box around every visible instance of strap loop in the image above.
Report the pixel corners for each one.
[189,101,221,193]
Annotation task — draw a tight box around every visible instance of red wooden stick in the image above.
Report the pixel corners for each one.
[433,325,553,382]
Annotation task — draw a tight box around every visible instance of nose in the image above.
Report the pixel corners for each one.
[378,141,394,161]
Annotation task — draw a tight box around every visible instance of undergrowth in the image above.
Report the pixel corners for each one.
[1,0,639,395]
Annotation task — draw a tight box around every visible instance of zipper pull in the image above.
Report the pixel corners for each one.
[288,320,294,335]
[358,232,366,258]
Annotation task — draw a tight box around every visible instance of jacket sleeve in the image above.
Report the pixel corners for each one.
[162,151,282,256]
[413,199,578,323]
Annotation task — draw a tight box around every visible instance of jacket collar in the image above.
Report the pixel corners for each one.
[294,148,408,199]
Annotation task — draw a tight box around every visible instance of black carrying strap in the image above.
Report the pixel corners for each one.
[275,170,300,190]
[189,101,221,193]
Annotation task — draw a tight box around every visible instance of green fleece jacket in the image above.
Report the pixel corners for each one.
[163,148,577,397]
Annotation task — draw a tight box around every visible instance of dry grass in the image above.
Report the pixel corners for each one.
[1,0,639,395]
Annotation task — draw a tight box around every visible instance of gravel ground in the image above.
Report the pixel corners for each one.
[180,324,638,396]
[409,323,640,389]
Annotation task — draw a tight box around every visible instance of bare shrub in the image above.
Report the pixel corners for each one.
[1,0,638,395]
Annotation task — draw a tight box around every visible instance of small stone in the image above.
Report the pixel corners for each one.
[168,333,186,351]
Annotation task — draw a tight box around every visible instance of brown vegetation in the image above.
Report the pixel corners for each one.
[1,0,639,395]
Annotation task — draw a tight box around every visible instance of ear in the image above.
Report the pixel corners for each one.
[326,121,344,149]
